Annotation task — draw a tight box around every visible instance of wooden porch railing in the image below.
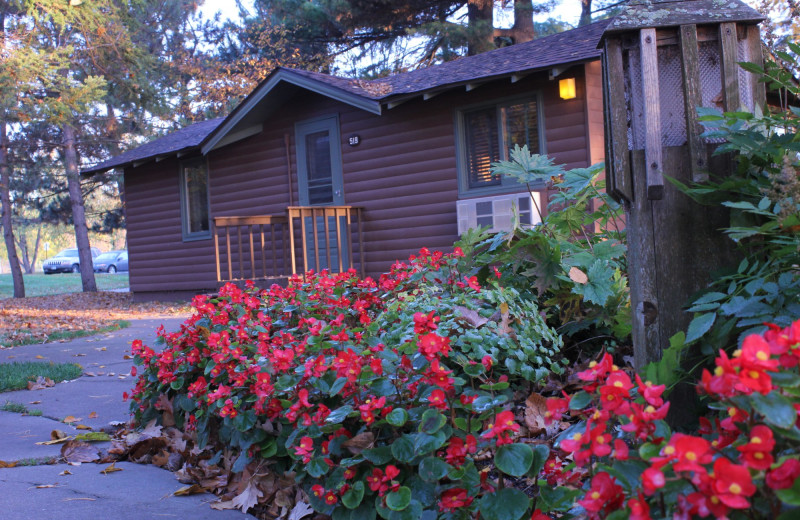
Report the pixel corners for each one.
[213,206,364,282]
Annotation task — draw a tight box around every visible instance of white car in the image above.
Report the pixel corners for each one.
[42,247,101,274]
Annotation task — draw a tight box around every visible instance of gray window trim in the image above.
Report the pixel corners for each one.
[454,93,547,197]
[295,115,345,206]
[178,156,212,241]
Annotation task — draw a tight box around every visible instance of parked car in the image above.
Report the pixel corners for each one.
[42,247,101,274]
[93,250,128,274]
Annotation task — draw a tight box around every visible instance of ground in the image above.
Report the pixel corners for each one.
[0,291,189,348]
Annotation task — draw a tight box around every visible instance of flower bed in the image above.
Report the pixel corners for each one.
[128,248,562,519]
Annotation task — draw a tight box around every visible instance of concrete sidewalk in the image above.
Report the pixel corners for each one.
[0,317,256,519]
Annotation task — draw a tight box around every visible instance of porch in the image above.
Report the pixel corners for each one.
[212,206,365,282]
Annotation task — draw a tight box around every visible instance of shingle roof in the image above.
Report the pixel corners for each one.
[83,118,223,175]
[284,19,611,100]
[83,20,610,175]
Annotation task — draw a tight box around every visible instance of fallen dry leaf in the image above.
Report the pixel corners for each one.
[27,376,55,391]
[62,416,79,423]
[61,440,100,463]
[288,501,314,520]
[35,484,58,489]
[524,392,548,435]
[88,411,98,419]
[569,266,589,284]
[0,460,17,468]
[75,425,92,431]
[173,484,206,496]
[59,470,72,476]
[35,355,45,359]
[29,400,41,404]
[231,480,263,513]
[100,463,122,474]
[36,430,72,445]
[0,292,188,349]
[342,431,374,454]
[454,305,490,328]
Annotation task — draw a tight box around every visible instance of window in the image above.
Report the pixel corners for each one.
[179,158,210,240]
[458,96,544,194]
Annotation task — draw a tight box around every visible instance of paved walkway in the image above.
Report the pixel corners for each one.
[0,318,256,519]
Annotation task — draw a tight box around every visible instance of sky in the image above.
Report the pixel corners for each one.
[199,0,587,26]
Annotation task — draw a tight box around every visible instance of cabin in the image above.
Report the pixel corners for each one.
[84,20,610,301]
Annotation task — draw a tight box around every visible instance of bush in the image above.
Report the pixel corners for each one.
[542,319,800,519]
[128,249,563,519]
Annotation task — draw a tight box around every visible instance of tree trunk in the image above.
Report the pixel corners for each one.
[467,0,494,55]
[0,121,24,297]
[579,0,592,26]
[62,123,97,292]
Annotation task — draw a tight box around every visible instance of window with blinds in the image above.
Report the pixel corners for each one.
[460,96,541,193]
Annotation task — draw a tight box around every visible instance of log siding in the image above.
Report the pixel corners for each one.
[123,66,595,298]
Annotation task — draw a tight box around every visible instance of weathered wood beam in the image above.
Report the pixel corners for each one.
[386,98,411,109]
[465,82,487,92]
[604,36,632,202]
[747,25,766,109]
[511,73,530,83]
[719,22,741,112]
[640,28,664,200]
[549,66,569,80]
[679,24,708,182]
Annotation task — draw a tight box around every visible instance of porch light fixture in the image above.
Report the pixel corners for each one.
[559,77,576,100]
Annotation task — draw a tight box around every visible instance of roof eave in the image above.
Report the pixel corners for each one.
[81,145,201,176]
[200,69,382,155]
[379,57,599,109]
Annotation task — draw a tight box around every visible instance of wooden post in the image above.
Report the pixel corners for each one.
[601,0,764,378]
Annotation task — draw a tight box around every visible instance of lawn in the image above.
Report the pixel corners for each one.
[0,273,129,299]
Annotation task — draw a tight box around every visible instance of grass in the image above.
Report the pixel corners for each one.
[0,400,43,415]
[0,361,83,392]
[5,319,130,348]
[0,272,129,299]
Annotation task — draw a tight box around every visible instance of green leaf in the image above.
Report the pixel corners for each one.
[418,456,450,482]
[74,431,111,442]
[391,435,416,463]
[576,259,617,306]
[529,444,550,478]
[569,391,593,410]
[494,443,533,477]
[329,377,347,396]
[306,457,330,478]
[386,408,409,427]
[363,446,394,465]
[772,372,800,389]
[776,469,800,505]
[478,488,530,520]
[419,410,447,434]
[638,442,661,461]
[326,405,353,425]
[386,487,412,511]
[750,391,797,430]
[686,313,716,343]
[692,292,727,305]
[538,485,582,513]
[342,481,365,509]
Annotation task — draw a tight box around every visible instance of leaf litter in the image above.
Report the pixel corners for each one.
[0,292,189,348]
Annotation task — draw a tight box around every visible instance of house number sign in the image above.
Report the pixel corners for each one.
[348,134,361,146]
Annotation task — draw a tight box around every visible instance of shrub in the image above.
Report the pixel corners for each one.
[128,248,562,519]
[462,146,630,355]
[542,319,800,519]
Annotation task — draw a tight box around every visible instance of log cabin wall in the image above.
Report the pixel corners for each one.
[124,65,595,300]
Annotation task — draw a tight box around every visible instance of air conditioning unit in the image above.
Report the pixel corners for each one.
[456,192,542,234]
